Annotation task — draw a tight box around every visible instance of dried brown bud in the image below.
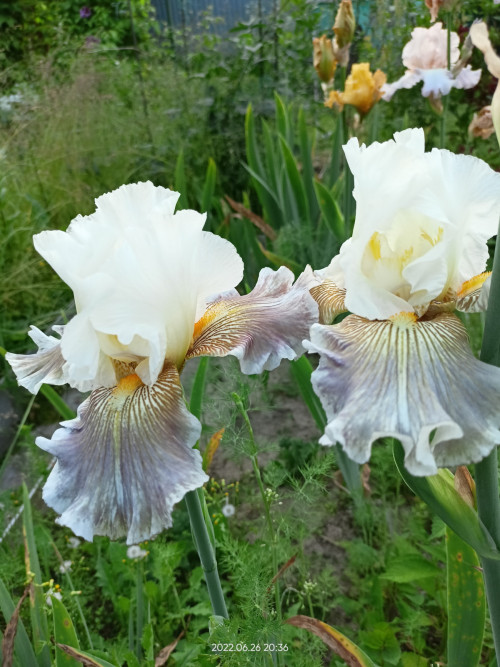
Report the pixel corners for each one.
[425,0,458,22]
[469,106,495,139]
[454,466,476,508]
[333,0,355,50]
[313,36,336,84]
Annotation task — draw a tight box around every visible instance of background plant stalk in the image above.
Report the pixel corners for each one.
[476,215,500,658]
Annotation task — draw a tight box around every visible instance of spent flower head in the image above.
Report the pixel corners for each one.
[222,499,236,518]
[127,545,148,560]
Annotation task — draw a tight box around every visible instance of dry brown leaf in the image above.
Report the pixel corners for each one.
[225,196,278,241]
[203,428,225,473]
[56,644,105,666]
[286,615,375,667]
[267,554,297,593]
[1,584,30,667]
[155,630,185,666]
[361,464,371,496]
[454,466,476,508]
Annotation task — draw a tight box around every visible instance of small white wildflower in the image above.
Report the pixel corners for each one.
[68,537,81,549]
[303,580,318,594]
[127,545,148,560]
[45,591,62,606]
[0,94,23,112]
[264,488,279,503]
[59,560,72,573]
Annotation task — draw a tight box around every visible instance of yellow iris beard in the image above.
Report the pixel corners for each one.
[457,271,492,298]
[113,373,143,397]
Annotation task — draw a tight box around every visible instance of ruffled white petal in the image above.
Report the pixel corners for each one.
[425,148,500,288]
[454,65,481,90]
[187,266,318,373]
[335,130,500,319]
[6,326,66,394]
[92,182,181,230]
[343,129,426,240]
[419,68,453,97]
[305,313,500,476]
[402,23,459,71]
[33,183,244,387]
[382,70,422,100]
[37,365,206,544]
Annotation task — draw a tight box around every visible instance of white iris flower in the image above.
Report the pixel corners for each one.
[383,23,480,101]
[305,129,500,476]
[7,182,318,543]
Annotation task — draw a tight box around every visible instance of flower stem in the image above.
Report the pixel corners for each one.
[249,453,282,621]
[135,559,144,659]
[184,489,229,618]
[440,12,453,149]
[185,356,228,619]
[477,216,500,657]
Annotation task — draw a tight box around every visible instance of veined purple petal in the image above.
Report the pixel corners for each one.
[187,266,319,373]
[305,312,500,476]
[37,364,206,544]
[309,279,347,324]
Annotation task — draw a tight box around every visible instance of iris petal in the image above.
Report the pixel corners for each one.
[456,272,491,313]
[6,326,66,393]
[187,266,318,373]
[309,280,347,324]
[305,313,500,476]
[37,364,206,544]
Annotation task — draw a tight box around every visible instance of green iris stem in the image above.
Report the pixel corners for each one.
[184,490,229,619]
[439,12,452,149]
[476,216,500,658]
[135,559,145,659]
[185,357,228,620]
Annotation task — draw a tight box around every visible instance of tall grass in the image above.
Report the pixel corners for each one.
[0,51,224,352]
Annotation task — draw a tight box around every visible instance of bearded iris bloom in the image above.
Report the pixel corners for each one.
[305,129,500,476]
[382,23,480,102]
[326,63,386,115]
[7,182,318,544]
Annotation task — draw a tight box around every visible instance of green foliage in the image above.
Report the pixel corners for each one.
[393,441,500,560]
[446,527,485,667]
[0,0,155,71]
[2,0,500,664]
[244,96,346,269]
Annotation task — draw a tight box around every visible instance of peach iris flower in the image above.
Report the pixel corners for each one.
[383,23,480,101]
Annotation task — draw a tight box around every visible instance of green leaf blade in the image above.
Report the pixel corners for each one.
[446,528,485,667]
[51,596,81,667]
